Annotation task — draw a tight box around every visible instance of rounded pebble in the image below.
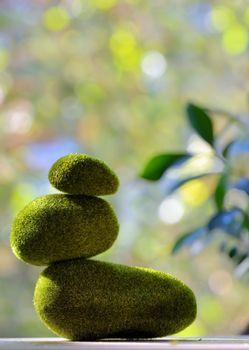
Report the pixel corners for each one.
[48,154,119,196]
[10,194,119,265]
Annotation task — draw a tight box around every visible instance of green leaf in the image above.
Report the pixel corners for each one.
[223,138,249,158]
[214,173,228,210]
[222,141,234,158]
[171,227,206,255]
[237,253,248,265]
[228,246,238,259]
[227,247,248,265]
[167,172,221,194]
[208,208,244,236]
[243,214,249,231]
[140,153,191,181]
[232,177,249,195]
[186,103,214,146]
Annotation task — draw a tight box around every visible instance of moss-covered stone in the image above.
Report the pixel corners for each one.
[34,259,197,340]
[48,154,119,196]
[10,195,119,266]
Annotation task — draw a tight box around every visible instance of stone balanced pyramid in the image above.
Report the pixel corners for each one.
[10,154,196,340]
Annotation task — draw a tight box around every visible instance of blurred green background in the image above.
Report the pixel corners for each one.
[0,0,248,337]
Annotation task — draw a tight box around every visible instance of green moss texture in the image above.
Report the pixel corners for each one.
[10,194,119,266]
[34,259,197,340]
[48,154,119,196]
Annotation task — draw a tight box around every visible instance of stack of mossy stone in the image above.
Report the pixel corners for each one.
[10,154,197,341]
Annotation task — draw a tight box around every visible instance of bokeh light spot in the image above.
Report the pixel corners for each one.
[110,29,141,71]
[92,0,117,10]
[158,197,184,224]
[43,6,70,32]
[141,51,167,79]
[5,101,33,134]
[210,5,236,32]
[110,30,137,56]
[7,111,32,134]
[180,180,210,207]
[222,25,248,55]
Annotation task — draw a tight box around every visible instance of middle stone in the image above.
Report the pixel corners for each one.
[10,194,119,266]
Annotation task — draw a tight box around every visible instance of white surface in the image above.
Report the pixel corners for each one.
[0,337,248,350]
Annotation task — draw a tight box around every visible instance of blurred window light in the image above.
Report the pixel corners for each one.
[158,197,184,224]
[92,0,117,10]
[141,51,167,79]
[43,6,70,32]
[209,5,236,32]
[222,24,248,55]
[180,179,210,207]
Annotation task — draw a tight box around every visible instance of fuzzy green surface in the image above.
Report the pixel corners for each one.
[48,154,119,196]
[10,195,119,266]
[34,259,197,341]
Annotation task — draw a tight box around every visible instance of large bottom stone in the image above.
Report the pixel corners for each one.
[34,259,197,340]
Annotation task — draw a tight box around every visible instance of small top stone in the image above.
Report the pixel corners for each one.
[48,154,119,196]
